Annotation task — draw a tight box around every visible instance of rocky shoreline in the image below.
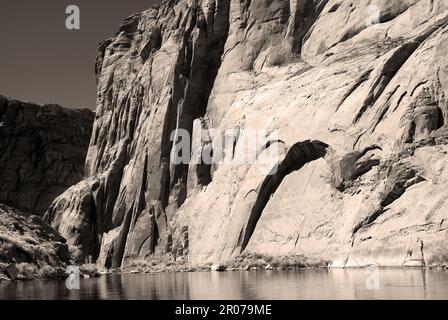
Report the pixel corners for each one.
[3,251,448,284]
[119,252,329,274]
[0,204,70,282]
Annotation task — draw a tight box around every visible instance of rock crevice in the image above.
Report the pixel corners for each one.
[44,0,448,268]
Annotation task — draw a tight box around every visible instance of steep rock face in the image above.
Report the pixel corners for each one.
[45,0,231,265]
[46,0,448,268]
[0,96,94,215]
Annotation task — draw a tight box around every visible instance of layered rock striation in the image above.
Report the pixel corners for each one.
[0,96,94,215]
[46,0,448,268]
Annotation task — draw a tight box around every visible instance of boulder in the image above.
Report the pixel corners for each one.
[211,264,226,272]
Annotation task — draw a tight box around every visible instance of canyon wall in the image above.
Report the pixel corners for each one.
[0,96,94,215]
[0,97,93,280]
[46,0,448,268]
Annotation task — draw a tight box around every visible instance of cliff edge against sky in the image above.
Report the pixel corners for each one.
[44,0,448,269]
[0,97,94,280]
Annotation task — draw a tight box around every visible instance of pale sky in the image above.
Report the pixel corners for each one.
[0,0,159,109]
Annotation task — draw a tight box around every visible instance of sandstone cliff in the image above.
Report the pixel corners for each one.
[0,96,93,280]
[45,0,448,268]
[0,96,94,215]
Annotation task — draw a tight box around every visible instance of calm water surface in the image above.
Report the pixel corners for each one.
[1,269,448,300]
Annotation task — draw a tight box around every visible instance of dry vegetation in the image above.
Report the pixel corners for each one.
[0,204,70,281]
[119,251,328,274]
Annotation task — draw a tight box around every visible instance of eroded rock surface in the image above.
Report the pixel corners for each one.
[0,204,70,281]
[0,96,94,215]
[46,0,448,268]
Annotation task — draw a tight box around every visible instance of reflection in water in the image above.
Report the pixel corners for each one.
[1,269,448,300]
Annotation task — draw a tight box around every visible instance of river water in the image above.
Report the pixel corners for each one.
[1,269,448,300]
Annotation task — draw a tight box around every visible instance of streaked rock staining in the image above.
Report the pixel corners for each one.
[41,0,448,269]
